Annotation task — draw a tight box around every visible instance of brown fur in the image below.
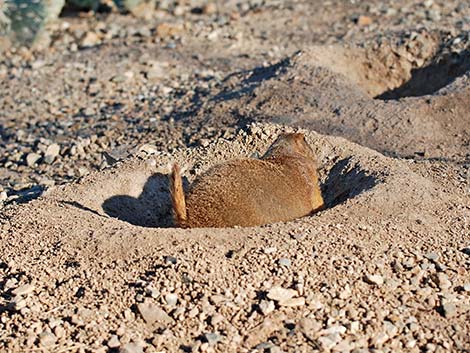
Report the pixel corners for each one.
[169,133,324,228]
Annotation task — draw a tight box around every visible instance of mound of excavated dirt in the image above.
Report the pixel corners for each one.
[184,31,470,162]
[1,123,469,352]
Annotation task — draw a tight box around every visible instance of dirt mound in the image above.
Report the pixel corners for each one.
[182,31,470,162]
[1,123,468,352]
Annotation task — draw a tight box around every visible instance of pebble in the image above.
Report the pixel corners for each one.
[12,284,35,296]
[137,302,174,325]
[357,15,373,26]
[53,325,65,338]
[264,247,277,254]
[145,286,159,298]
[436,273,452,290]
[462,283,470,292]
[267,286,297,302]
[371,332,389,346]
[81,31,101,47]
[278,258,291,267]
[11,296,26,310]
[319,325,347,336]
[210,313,225,325]
[383,321,398,337]
[119,342,144,353]
[44,143,60,163]
[26,153,41,167]
[425,252,439,261]
[278,297,305,307]
[204,332,223,345]
[441,303,457,318]
[164,256,177,264]
[258,300,275,315]
[108,335,120,348]
[165,293,178,306]
[139,144,159,155]
[39,331,56,347]
[364,274,384,286]
[318,334,340,350]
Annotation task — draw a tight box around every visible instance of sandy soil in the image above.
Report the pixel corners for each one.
[1,1,469,352]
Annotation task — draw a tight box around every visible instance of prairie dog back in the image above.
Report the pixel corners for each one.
[170,133,324,228]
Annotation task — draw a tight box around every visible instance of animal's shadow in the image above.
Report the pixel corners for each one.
[322,157,378,208]
[102,173,188,228]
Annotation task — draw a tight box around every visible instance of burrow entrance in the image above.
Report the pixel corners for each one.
[85,157,378,228]
[302,33,470,100]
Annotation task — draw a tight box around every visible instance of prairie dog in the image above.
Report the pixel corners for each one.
[170,133,324,228]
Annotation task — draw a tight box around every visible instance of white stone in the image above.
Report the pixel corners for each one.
[365,274,384,286]
[137,302,174,325]
[12,284,35,296]
[259,300,275,315]
[267,286,297,302]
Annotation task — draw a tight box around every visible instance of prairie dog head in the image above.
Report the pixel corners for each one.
[262,133,315,159]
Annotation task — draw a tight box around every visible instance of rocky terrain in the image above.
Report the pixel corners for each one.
[0,0,469,352]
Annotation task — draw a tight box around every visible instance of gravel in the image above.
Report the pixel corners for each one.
[1,0,469,352]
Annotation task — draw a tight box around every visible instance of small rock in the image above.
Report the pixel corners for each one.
[139,144,159,154]
[202,3,217,15]
[204,332,223,345]
[210,313,225,325]
[318,334,339,350]
[278,297,305,307]
[165,293,178,306]
[425,252,439,261]
[462,283,470,292]
[436,273,452,291]
[258,300,275,315]
[45,143,60,159]
[188,307,199,318]
[39,331,56,347]
[26,153,41,167]
[0,191,7,201]
[199,138,210,147]
[164,256,177,264]
[364,274,384,286]
[81,31,100,47]
[5,278,18,290]
[319,325,347,336]
[145,286,159,298]
[12,284,35,296]
[383,321,398,337]
[371,332,389,346]
[267,286,297,302]
[137,302,174,325]
[11,296,27,310]
[53,325,65,338]
[441,303,457,318]
[108,335,120,348]
[298,318,321,341]
[119,342,144,353]
[278,258,291,267]
[356,15,373,26]
[156,23,183,38]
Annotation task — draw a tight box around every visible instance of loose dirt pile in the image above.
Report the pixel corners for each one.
[1,1,470,352]
[1,123,469,352]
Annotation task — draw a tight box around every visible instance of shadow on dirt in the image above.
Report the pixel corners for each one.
[102,172,175,228]
[210,56,292,103]
[376,50,470,99]
[322,157,378,208]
